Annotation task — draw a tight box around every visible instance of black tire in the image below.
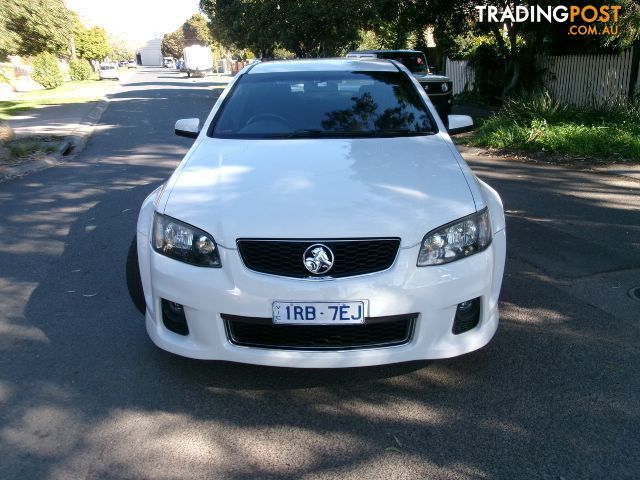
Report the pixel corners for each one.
[126,234,146,315]
[187,71,191,78]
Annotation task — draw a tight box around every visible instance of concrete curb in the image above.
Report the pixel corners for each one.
[0,137,75,182]
[65,98,110,159]
[0,154,63,183]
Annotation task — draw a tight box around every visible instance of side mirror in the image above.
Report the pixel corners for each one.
[175,118,200,138]
[447,115,474,135]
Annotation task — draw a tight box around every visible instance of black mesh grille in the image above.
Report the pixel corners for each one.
[452,298,481,335]
[236,239,400,278]
[223,314,416,350]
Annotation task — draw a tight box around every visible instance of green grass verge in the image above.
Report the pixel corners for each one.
[0,78,120,121]
[1,138,58,162]
[7,138,56,158]
[468,92,640,162]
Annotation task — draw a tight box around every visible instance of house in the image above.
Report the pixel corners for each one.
[137,38,163,66]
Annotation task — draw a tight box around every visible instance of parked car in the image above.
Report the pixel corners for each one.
[182,45,213,78]
[347,50,453,120]
[163,56,176,69]
[127,59,137,69]
[98,63,118,80]
[126,59,506,368]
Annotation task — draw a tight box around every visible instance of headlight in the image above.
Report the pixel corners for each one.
[417,209,491,266]
[441,82,450,92]
[152,212,221,267]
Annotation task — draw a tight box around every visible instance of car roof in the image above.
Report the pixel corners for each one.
[348,50,423,54]
[247,58,399,74]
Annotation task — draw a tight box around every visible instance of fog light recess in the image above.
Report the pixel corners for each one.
[161,299,189,336]
[452,298,481,335]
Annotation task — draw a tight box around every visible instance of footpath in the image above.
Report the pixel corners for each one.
[0,70,136,181]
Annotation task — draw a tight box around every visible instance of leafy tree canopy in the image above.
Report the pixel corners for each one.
[110,36,135,62]
[183,13,213,46]
[161,29,185,59]
[201,0,383,58]
[0,0,71,59]
[162,13,213,58]
[76,26,110,62]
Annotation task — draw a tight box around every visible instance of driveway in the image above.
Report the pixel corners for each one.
[0,67,638,479]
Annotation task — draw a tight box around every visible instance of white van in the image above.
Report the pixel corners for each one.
[182,45,213,78]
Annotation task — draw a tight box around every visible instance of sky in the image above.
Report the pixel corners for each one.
[64,0,201,47]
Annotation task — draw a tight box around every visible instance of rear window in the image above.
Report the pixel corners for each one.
[376,53,429,74]
[210,71,435,139]
[100,66,114,70]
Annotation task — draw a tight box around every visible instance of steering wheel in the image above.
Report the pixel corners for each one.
[245,113,291,128]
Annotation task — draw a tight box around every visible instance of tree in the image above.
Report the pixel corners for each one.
[604,0,640,49]
[76,26,110,64]
[201,0,376,58]
[276,1,372,57]
[183,13,212,46]
[0,0,71,59]
[162,29,186,58]
[162,13,212,58]
[202,0,279,58]
[110,36,135,62]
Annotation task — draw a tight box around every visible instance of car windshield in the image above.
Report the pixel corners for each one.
[211,71,435,139]
[376,52,429,74]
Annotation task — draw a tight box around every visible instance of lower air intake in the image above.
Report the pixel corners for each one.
[222,314,417,350]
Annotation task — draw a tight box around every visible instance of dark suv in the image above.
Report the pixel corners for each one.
[346,50,453,120]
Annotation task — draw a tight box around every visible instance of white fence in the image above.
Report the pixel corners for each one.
[539,50,635,106]
[445,49,639,106]
[445,58,475,95]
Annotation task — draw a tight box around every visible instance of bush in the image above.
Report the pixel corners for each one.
[0,122,14,142]
[466,41,505,103]
[470,91,640,161]
[449,34,543,104]
[69,58,93,81]
[31,52,64,89]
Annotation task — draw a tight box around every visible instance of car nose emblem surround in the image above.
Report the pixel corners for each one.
[303,244,334,275]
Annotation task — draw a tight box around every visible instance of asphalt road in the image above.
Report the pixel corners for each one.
[1,68,639,479]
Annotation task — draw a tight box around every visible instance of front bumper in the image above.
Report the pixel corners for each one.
[427,93,453,117]
[138,227,506,368]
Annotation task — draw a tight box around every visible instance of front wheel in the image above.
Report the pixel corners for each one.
[126,235,146,315]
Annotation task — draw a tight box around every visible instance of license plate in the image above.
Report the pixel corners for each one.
[272,301,366,325]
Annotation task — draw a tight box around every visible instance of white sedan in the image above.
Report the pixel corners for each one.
[126,59,506,368]
[98,64,118,80]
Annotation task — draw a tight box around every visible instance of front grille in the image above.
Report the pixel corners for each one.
[223,314,416,350]
[236,239,400,278]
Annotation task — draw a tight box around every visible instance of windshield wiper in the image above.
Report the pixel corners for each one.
[282,129,435,139]
[285,129,370,139]
[369,129,435,137]
[286,129,325,138]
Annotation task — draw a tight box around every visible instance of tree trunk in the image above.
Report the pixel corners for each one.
[501,19,520,100]
[70,34,77,60]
